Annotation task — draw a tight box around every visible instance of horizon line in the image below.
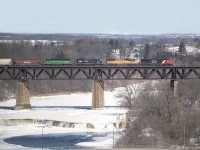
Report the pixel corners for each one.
[1,32,200,36]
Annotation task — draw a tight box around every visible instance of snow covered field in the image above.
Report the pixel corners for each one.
[0,90,128,149]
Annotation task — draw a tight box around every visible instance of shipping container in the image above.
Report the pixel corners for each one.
[0,58,12,65]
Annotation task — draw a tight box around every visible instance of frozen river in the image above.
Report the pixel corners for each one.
[1,124,113,149]
[0,91,127,149]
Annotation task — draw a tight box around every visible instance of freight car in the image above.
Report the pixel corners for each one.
[42,59,72,65]
[12,59,41,65]
[0,58,173,66]
[76,58,102,65]
[0,58,12,65]
[106,59,140,65]
[140,59,173,65]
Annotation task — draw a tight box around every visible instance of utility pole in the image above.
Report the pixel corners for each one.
[42,126,44,150]
[113,123,116,148]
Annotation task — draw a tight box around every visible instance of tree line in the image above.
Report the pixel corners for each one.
[115,81,200,147]
[0,35,200,101]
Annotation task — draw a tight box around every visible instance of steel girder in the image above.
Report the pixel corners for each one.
[0,66,200,80]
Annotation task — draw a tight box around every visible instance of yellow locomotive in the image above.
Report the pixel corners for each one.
[106,59,140,65]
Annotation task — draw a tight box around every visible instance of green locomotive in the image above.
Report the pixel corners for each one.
[42,59,71,65]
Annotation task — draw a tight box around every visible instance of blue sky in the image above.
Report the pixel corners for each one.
[0,0,199,34]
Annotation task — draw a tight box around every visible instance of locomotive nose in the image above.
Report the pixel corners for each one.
[165,59,173,65]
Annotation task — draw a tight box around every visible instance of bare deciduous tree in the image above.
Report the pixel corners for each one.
[116,81,200,147]
[115,84,143,109]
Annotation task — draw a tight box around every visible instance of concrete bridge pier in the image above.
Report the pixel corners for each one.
[15,80,31,110]
[170,80,179,97]
[92,80,104,109]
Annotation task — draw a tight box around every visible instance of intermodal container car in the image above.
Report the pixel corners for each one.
[0,58,12,65]
[42,59,71,65]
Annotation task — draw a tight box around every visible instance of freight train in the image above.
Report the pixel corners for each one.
[0,58,72,65]
[0,58,173,66]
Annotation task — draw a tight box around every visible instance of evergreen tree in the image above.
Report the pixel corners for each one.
[129,40,136,50]
[143,43,150,59]
[179,42,186,55]
[56,50,66,59]
[115,40,120,49]
[108,39,114,49]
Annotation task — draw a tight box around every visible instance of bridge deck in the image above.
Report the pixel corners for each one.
[0,65,200,80]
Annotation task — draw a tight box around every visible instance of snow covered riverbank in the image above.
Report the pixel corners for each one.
[0,90,128,149]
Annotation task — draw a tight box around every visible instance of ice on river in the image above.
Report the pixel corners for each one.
[0,90,128,149]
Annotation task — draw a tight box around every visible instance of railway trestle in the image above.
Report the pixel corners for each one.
[0,65,200,110]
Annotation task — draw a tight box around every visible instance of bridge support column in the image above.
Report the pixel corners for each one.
[15,80,31,110]
[92,80,104,109]
[170,80,178,97]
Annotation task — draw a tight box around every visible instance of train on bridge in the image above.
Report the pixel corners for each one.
[0,58,173,66]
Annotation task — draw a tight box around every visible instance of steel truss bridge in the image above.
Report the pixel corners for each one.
[0,65,200,80]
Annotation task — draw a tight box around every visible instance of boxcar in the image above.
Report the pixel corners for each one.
[76,59,102,65]
[13,59,41,65]
[106,59,140,65]
[0,58,12,65]
[42,59,71,65]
